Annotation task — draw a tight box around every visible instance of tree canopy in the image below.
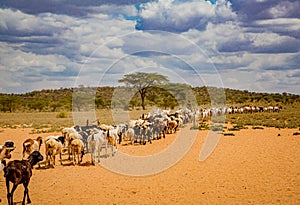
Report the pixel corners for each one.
[118,72,169,110]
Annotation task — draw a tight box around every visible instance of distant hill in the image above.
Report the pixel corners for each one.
[0,86,299,112]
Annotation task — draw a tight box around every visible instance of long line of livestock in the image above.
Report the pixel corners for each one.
[0,105,283,204]
[200,105,282,119]
[1,108,194,171]
[0,108,195,205]
[1,105,282,168]
[44,108,194,166]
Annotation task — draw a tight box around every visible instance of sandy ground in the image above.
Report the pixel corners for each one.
[0,125,299,204]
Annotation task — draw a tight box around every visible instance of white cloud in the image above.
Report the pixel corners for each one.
[137,0,237,32]
[0,42,70,72]
[0,9,66,36]
[0,6,139,92]
[0,1,299,95]
[91,4,138,17]
[268,1,296,18]
[226,77,238,83]
[250,32,291,47]
[254,18,300,31]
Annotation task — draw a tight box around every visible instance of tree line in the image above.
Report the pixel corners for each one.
[0,72,299,112]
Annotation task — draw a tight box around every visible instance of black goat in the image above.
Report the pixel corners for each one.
[4,151,43,205]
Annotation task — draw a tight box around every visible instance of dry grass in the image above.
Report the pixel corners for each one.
[0,109,147,132]
[226,104,300,129]
[0,112,72,127]
[0,103,299,133]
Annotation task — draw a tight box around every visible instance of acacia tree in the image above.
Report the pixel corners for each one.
[118,72,169,110]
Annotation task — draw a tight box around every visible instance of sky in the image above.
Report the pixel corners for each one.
[0,0,299,94]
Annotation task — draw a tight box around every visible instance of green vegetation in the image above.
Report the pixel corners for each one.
[191,122,209,130]
[0,72,299,130]
[210,125,224,132]
[228,123,248,131]
[226,103,300,129]
[118,72,169,110]
[1,84,299,113]
[56,111,69,118]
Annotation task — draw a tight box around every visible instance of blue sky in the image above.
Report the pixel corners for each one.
[0,0,299,94]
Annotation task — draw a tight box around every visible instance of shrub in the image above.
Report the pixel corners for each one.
[223,133,235,136]
[228,124,247,131]
[252,126,264,130]
[210,125,224,132]
[190,122,210,130]
[56,111,68,118]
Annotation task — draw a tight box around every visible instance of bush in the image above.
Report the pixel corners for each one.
[56,111,68,118]
[228,123,248,131]
[223,133,235,136]
[252,126,264,130]
[210,125,224,132]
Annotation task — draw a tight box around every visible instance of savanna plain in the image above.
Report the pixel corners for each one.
[0,106,299,205]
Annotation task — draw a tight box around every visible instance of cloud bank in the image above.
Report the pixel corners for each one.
[0,0,299,94]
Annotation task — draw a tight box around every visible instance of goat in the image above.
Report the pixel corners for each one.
[3,141,15,149]
[0,145,14,161]
[99,123,114,131]
[123,127,135,145]
[166,120,178,134]
[4,151,43,205]
[0,142,15,172]
[62,127,77,137]
[152,119,166,140]
[0,146,13,172]
[87,130,107,165]
[105,129,118,155]
[45,137,64,168]
[97,124,119,153]
[139,123,153,145]
[70,139,85,165]
[22,136,43,159]
[64,130,83,160]
[133,124,142,144]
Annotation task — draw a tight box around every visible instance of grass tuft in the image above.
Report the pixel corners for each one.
[223,133,235,136]
[252,126,264,130]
